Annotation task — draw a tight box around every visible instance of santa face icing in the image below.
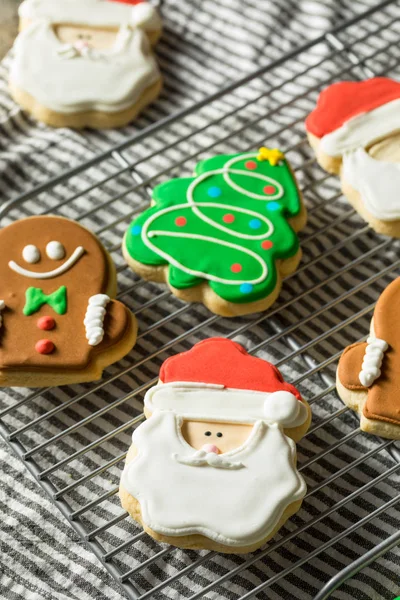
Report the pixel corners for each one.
[306,77,400,222]
[11,0,161,115]
[121,338,310,550]
[124,149,304,306]
[337,277,400,433]
[0,216,134,380]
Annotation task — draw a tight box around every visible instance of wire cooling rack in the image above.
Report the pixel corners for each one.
[1,1,400,599]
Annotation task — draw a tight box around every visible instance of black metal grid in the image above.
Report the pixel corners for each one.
[1,1,400,598]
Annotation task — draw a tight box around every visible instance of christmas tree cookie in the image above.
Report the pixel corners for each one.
[123,148,307,316]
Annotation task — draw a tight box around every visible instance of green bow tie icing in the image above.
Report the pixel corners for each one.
[23,286,67,316]
[124,150,303,304]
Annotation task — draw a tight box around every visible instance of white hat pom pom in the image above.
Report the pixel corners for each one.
[131,3,161,30]
[263,391,305,427]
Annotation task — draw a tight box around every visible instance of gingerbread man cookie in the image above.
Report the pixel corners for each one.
[120,338,311,553]
[0,216,137,387]
[11,0,162,128]
[306,77,400,237]
[337,277,400,439]
[123,148,307,317]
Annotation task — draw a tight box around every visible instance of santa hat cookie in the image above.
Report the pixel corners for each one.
[306,78,400,237]
[147,337,309,428]
[120,338,310,553]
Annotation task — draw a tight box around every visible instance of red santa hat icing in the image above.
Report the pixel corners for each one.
[305,78,400,157]
[144,338,308,427]
[18,0,161,31]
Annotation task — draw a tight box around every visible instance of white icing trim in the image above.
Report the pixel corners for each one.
[9,246,85,279]
[141,153,282,286]
[359,336,388,387]
[84,294,110,346]
[145,381,308,427]
[319,98,400,157]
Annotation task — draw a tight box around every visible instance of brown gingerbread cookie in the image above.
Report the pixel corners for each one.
[0,216,137,387]
[337,276,400,439]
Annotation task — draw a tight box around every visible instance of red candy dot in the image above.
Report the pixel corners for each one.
[263,185,276,195]
[35,339,55,355]
[261,240,274,250]
[37,316,55,331]
[223,213,235,224]
[175,216,187,227]
[231,263,242,273]
[245,160,257,170]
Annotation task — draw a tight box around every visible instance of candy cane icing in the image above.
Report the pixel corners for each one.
[84,294,110,347]
[358,336,388,387]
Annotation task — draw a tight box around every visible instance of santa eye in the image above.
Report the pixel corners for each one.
[46,241,65,261]
[204,431,212,436]
[216,432,223,438]
[22,244,40,264]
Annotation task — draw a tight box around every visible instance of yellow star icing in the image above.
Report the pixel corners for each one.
[257,147,285,166]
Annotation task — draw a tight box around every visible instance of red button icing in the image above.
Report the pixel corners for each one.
[37,316,56,331]
[35,339,55,355]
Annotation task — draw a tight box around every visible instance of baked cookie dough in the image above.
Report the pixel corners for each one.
[120,337,311,553]
[10,0,162,128]
[123,148,307,317]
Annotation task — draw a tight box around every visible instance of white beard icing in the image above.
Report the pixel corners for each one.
[342,148,400,221]
[10,21,160,114]
[121,410,306,547]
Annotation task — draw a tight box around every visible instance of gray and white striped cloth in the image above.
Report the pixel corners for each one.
[1,1,399,600]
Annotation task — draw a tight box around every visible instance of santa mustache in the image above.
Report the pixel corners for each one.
[57,42,102,60]
[173,449,245,470]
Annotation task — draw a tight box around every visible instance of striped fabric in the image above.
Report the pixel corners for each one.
[1,1,400,600]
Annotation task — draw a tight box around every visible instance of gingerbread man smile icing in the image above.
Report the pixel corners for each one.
[120,338,311,553]
[337,277,400,439]
[306,77,400,237]
[0,216,137,387]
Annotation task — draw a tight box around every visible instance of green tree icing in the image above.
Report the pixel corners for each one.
[125,150,303,304]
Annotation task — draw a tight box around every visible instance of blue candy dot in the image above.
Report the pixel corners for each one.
[131,224,142,235]
[208,186,222,198]
[266,202,281,211]
[249,218,262,230]
[240,283,254,294]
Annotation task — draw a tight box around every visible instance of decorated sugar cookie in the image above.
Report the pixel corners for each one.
[10,0,162,128]
[306,77,400,237]
[123,148,307,317]
[337,277,400,439]
[120,338,311,553]
[0,216,137,387]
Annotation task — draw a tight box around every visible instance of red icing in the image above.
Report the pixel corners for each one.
[175,217,187,227]
[230,263,242,273]
[107,0,145,5]
[261,240,273,250]
[223,214,235,224]
[160,338,301,399]
[263,185,275,195]
[245,161,257,170]
[37,316,56,331]
[305,78,400,138]
[35,339,55,355]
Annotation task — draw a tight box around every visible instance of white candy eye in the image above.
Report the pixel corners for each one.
[22,244,41,264]
[46,241,65,261]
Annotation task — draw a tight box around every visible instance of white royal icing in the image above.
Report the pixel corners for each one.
[342,148,400,221]
[19,0,161,31]
[359,336,388,387]
[141,153,281,286]
[145,381,308,427]
[10,21,160,114]
[121,410,306,547]
[84,294,110,346]
[320,98,400,157]
[9,246,85,279]
[22,244,41,264]
[46,241,65,260]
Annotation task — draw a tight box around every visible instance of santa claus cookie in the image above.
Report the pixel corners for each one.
[123,148,307,317]
[120,338,311,553]
[337,277,400,439]
[0,216,137,387]
[10,0,162,129]
[306,77,400,237]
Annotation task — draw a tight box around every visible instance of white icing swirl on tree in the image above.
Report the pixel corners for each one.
[358,336,388,387]
[84,294,110,347]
